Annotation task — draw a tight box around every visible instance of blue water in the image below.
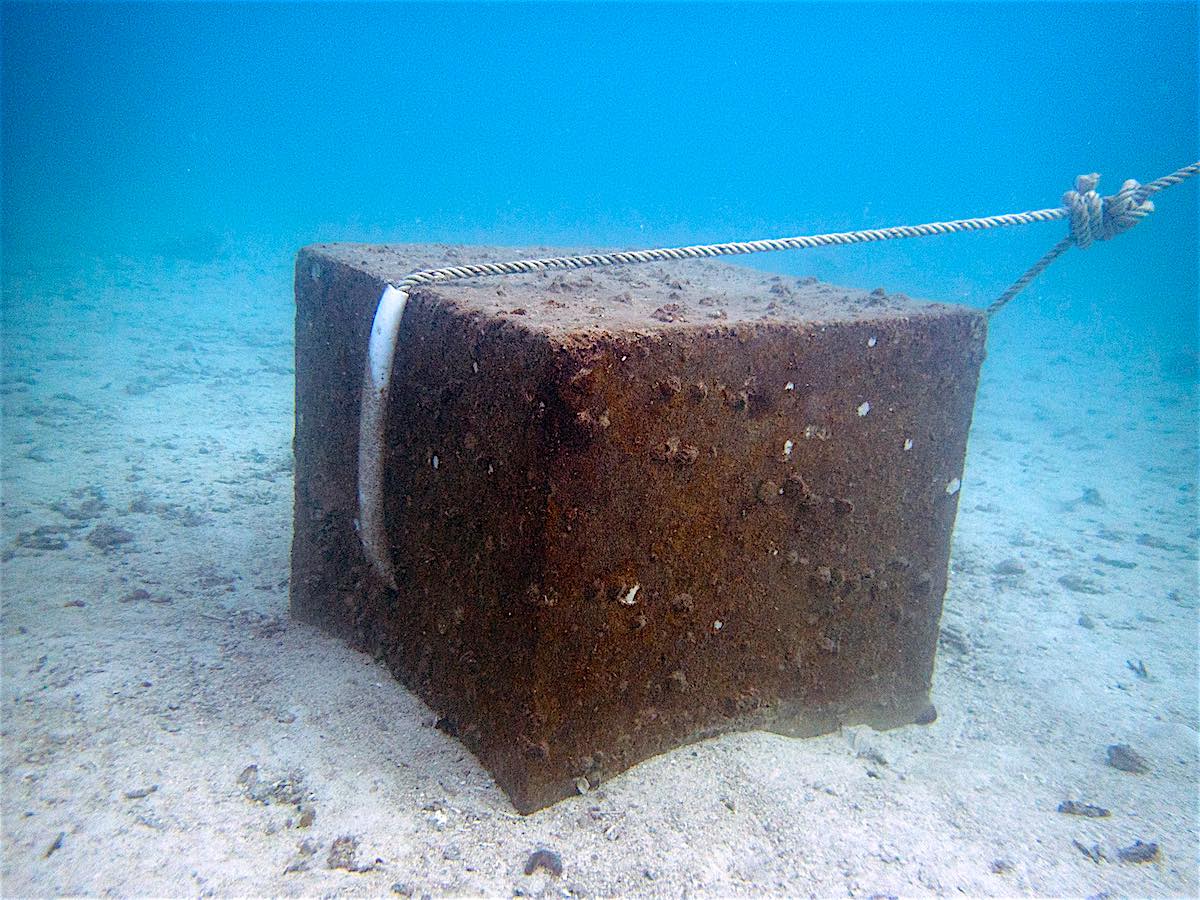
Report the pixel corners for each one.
[1,4,1198,894]
[3,2,1196,344]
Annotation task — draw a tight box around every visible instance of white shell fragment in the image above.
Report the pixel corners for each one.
[619,584,640,606]
[785,381,795,391]
[857,401,871,417]
[867,336,877,348]
[904,438,913,451]
[432,454,439,470]
[783,439,795,457]
[946,478,962,495]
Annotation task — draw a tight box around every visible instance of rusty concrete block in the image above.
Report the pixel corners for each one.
[291,243,987,813]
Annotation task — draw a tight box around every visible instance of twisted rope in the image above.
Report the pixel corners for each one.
[390,161,1198,319]
[357,162,1199,587]
[987,162,1199,315]
[391,206,1069,290]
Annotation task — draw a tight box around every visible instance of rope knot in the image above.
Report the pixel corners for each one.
[1064,173,1154,248]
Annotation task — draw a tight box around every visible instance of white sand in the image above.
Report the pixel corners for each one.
[2,252,1196,897]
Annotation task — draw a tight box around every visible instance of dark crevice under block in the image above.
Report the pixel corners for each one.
[291,243,987,813]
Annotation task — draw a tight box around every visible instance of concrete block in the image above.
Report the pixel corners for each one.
[291,243,986,813]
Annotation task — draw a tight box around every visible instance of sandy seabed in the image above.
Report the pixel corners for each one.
[1,251,1196,898]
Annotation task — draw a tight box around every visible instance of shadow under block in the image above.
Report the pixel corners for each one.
[291,243,987,813]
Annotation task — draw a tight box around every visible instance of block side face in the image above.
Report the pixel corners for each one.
[291,248,383,639]
[292,249,555,798]
[519,309,986,808]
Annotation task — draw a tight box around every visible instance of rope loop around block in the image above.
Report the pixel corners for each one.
[356,160,1199,587]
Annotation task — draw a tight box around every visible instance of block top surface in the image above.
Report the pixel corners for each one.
[304,242,976,336]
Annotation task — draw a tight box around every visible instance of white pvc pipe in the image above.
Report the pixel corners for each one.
[357,283,408,588]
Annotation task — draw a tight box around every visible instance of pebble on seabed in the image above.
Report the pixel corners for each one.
[524,848,563,877]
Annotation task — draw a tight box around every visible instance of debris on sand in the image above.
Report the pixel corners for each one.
[1125,659,1149,680]
[1057,800,1110,818]
[1117,840,1160,864]
[13,526,72,551]
[43,831,65,859]
[283,838,319,874]
[86,523,135,551]
[327,835,375,872]
[524,848,563,877]
[1106,744,1149,774]
[1072,840,1105,863]
[51,486,108,521]
[1058,573,1105,595]
[237,764,316,827]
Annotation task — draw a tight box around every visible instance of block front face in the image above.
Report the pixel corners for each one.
[292,244,987,813]
[527,315,982,806]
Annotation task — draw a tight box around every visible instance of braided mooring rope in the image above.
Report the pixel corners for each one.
[388,160,1198,320]
[987,162,1198,315]
[357,162,1199,587]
